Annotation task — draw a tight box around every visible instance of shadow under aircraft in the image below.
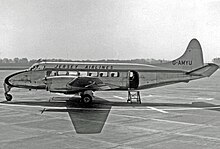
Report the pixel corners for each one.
[1,96,220,134]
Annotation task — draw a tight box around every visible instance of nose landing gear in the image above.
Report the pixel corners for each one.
[5,93,12,101]
[4,82,13,101]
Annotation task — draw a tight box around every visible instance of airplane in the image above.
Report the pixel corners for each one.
[3,39,219,104]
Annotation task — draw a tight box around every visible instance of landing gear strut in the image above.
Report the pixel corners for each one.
[4,83,13,101]
[127,89,141,104]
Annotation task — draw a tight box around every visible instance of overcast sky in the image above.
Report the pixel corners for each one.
[0,0,220,62]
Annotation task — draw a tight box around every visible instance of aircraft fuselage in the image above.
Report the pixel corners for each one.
[4,62,204,94]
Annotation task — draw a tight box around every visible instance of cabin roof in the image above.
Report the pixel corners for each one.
[29,61,185,72]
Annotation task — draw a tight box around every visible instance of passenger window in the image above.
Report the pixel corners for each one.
[58,71,67,76]
[54,71,58,76]
[88,72,98,77]
[79,71,87,76]
[99,72,108,77]
[69,71,78,76]
[110,72,120,77]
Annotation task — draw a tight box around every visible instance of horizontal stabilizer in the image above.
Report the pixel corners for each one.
[186,63,219,77]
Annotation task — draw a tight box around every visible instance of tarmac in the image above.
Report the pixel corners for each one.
[0,84,220,149]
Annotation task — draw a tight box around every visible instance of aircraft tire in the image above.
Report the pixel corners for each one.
[81,94,92,104]
[5,94,12,101]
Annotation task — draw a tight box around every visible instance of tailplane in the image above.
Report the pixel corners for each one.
[157,39,204,71]
[186,63,219,77]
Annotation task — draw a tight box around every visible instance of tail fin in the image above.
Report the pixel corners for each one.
[157,39,204,71]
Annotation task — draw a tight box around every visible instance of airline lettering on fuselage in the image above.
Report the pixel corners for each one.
[172,60,192,65]
[54,64,113,70]
[84,65,113,70]
[55,65,79,69]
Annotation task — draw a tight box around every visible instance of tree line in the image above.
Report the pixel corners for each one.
[213,58,220,64]
[1,57,219,65]
[0,58,37,65]
[0,57,170,65]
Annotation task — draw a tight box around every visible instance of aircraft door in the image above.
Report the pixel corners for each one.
[128,70,139,89]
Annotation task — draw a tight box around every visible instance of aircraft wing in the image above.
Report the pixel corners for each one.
[45,76,112,94]
[67,77,111,91]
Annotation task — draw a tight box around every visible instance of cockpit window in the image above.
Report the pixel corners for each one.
[29,65,37,71]
[36,65,45,70]
[29,64,45,71]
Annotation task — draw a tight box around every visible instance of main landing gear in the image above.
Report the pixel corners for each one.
[127,89,141,104]
[80,90,93,104]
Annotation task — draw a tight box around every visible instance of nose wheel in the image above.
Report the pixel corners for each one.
[5,93,12,101]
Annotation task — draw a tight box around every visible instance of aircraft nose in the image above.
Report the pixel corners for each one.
[4,70,28,88]
[3,70,28,100]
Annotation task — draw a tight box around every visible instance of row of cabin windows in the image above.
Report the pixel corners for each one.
[47,71,120,77]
